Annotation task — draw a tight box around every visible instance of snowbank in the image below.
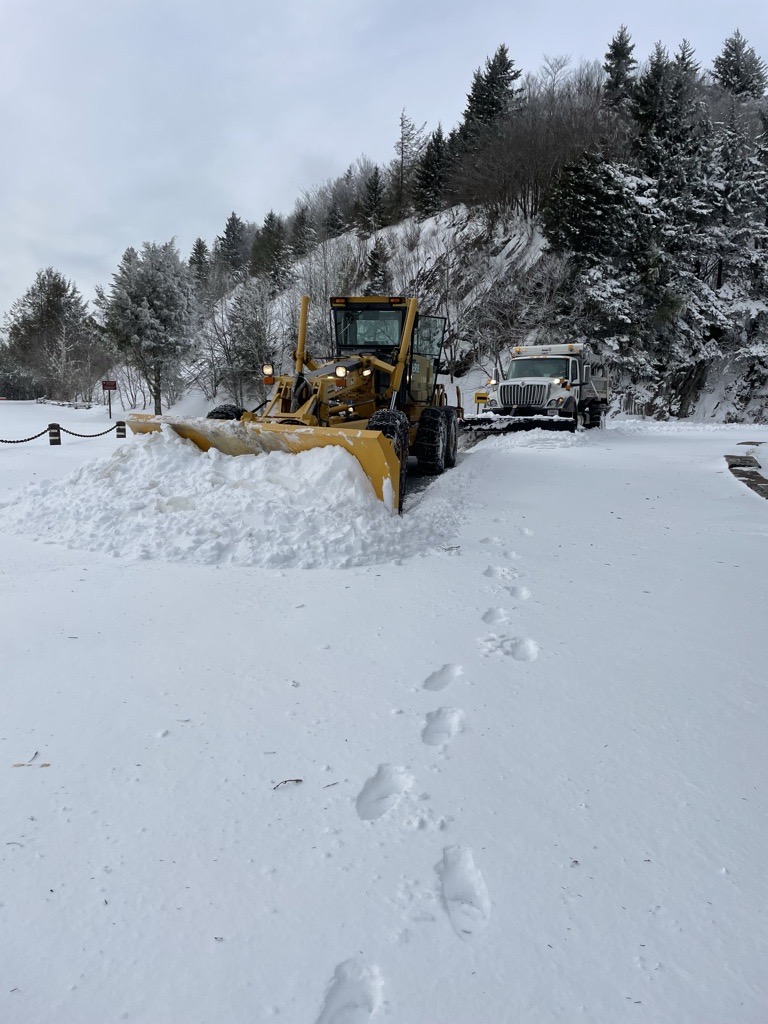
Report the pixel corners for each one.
[0,429,461,568]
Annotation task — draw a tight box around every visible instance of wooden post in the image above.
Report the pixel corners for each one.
[48,423,61,446]
[116,421,126,438]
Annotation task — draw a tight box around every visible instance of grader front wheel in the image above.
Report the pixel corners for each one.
[368,409,410,513]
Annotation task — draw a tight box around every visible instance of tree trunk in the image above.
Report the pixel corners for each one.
[153,361,162,415]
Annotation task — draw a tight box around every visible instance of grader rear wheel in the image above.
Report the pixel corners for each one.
[415,407,448,475]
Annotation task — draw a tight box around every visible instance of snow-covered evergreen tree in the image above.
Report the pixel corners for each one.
[357,166,387,237]
[189,238,211,306]
[213,212,249,277]
[455,44,521,153]
[413,126,449,218]
[3,267,109,401]
[288,205,316,260]
[100,241,195,414]
[603,25,637,107]
[250,211,289,292]
[712,30,767,100]
[363,238,393,295]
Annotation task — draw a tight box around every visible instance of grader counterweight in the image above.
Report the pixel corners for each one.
[127,296,462,512]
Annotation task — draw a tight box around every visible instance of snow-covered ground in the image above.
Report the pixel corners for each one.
[2,401,767,1024]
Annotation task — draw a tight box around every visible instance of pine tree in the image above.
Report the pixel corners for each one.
[357,166,387,237]
[289,205,316,260]
[100,241,194,414]
[455,44,521,153]
[214,212,249,276]
[189,238,210,291]
[413,125,449,218]
[363,238,393,295]
[603,25,637,107]
[712,30,768,100]
[224,280,273,406]
[3,267,102,401]
[323,202,345,240]
[542,157,664,361]
[630,42,675,174]
[710,109,768,289]
[250,211,289,291]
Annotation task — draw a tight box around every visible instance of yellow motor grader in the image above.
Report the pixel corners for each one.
[127,295,462,512]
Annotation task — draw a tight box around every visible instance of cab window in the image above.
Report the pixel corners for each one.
[410,315,446,402]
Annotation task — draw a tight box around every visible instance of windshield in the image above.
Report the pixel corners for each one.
[506,357,569,380]
[334,309,403,350]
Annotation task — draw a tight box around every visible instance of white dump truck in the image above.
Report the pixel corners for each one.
[469,342,609,432]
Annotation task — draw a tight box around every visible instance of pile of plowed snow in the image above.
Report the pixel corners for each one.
[0,430,461,568]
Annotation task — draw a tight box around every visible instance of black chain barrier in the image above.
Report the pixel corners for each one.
[59,424,119,438]
[1,421,126,445]
[0,428,50,444]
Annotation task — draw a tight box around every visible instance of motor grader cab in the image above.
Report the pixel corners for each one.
[127,296,461,513]
[330,296,447,409]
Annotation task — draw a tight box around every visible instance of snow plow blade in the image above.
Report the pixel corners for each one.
[126,414,402,511]
[462,414,576,436]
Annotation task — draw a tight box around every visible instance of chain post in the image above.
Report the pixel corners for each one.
[116,421,126,439]
[48,423,61,446]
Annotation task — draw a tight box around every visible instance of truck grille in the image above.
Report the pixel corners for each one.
[499,382,548,408]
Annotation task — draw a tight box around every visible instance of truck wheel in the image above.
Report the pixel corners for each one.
[564,400,579,432]
[443,408,458,468]
[415,407,447,474]
[583,403,604,429]
[206,404,245,420]
[368,409,409,513]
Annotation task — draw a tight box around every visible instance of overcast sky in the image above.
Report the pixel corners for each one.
[1,0,765,319]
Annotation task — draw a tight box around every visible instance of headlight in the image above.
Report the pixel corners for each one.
[362,368,372,377]
[262,362,274,376]
[335,366,347,378]
[547,397,565,407]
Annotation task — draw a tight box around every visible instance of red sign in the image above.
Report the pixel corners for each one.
[102,380,117,391]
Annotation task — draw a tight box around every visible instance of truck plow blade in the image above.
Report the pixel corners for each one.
[126,414,402,511]
[462,414,576,436]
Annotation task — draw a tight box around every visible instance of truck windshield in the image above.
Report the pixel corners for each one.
[506,357,569,379]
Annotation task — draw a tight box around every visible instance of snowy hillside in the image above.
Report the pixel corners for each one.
[2,401,767,1023]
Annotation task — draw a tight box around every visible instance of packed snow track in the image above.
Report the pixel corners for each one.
[1,400,767,1024]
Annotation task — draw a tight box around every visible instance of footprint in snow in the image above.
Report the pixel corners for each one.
[315,960,383,1024]
[482,607,509,625]
[422,708,464,747]
[506,585,531,602]
[480,634,539,661]
[356,764,413,820]
[422,664,463,691]
[483,565,519,581]
[436,845,491,940]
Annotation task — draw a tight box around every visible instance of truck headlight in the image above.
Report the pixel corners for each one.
[547,397,564,407]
